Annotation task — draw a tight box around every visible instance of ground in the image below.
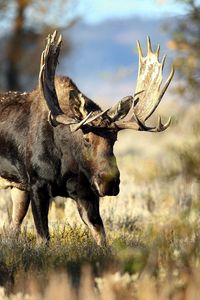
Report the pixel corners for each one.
[0,100,200,299]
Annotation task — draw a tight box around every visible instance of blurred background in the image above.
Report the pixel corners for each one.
[0,0,199,104]
[1,0,200,231]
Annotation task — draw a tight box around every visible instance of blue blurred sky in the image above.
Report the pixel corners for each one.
[77,0,188,24]
[60,0,199,102]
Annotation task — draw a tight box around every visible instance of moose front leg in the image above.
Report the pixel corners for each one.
[30,183,50,244]
[10,188,30,233]
[76,197,106,247]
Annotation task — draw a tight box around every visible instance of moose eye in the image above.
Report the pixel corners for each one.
[83,137,91,148]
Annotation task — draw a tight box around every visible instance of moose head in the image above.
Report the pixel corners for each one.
[38,31,174,198]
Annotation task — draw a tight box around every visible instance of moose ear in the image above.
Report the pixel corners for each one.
[107,96,133,121]
[69,90,88,119]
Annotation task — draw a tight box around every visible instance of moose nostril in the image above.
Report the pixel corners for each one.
[100,172,114,183]
[92,172,120,197]
[93,178,101,194]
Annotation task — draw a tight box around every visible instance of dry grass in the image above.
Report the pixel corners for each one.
[1,267,200,300]
[1,101,200,299]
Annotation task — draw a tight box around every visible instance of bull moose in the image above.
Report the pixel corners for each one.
[0,31,174,246]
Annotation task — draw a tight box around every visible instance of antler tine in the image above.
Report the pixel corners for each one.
[158,65,175,103]
[77,109,110,127]
[52,30,62,49]
[70,112,93,132]
[113,106,167,132]
[57,34,62,48]
[39,51,45,88]
[156,44,160,59]
[136,40,143,59]
[137,115,171,132]
[155,115,171,132]
[51,30,57,42]
[147,36,153,54]
[161,55,167,71]
[162,116,171,130]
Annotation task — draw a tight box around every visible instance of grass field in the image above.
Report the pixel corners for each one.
[0,101,200,299]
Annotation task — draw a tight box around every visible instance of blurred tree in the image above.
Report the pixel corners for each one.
[0,0,78,91]
[167,0,200,102]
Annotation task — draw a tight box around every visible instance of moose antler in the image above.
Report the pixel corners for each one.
[39,32,174,133]
[39,31,93,131]
[81,37,174,132]
[123,37,173,131]
[134,37,174,123]
[39,31,63,116]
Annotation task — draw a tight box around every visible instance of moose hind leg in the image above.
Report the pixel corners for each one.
[10,188,30,234]
[76,197,106,246]
[31,183,50,244]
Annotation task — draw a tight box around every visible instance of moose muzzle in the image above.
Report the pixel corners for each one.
[92,170,120,197]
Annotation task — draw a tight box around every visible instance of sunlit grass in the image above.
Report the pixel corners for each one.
[1,103,200,298]
[1,215,200,298]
